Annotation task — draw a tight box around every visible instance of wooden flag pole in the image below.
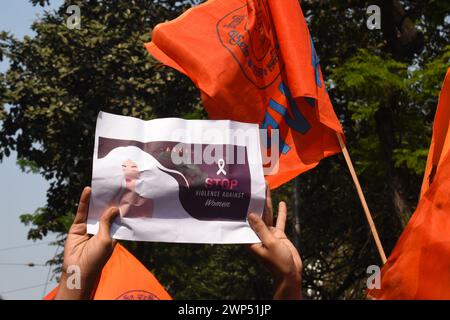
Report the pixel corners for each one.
[293,176,301,248]
[336,133,387,264]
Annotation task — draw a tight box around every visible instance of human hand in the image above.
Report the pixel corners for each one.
[55,187,119,300]
[247,187,303,300]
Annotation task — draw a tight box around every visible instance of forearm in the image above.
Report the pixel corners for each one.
[54,272,98,300]
[273,274,302,300]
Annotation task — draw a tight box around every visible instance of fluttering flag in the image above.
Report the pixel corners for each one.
[44,243,172,300]
[368,69,450,300]
[146,0,343,189]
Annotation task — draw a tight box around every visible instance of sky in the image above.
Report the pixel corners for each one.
[0,0,63,300]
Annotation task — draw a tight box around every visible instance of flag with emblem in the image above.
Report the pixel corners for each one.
[44,243,172,300]
[146,0,343,189]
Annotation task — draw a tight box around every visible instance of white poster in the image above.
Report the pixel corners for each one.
[87,111,266,244]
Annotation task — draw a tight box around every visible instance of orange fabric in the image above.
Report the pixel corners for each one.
[146,0,343,189]
[368,69,450,300]
[421,68,450,196]
[43,243,171,300]
[43,286,58,300]
[93,243,171,300]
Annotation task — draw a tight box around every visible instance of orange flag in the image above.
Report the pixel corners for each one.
[146,0,343,189]
[44,243,172,300]
[368,69,450,299]
[420,69,450,196]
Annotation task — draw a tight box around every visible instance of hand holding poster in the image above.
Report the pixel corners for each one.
[87,112,266,244]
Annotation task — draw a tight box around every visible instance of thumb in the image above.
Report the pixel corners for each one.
[98,207,120,240]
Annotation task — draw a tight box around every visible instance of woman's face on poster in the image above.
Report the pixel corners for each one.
[122,159,139,183]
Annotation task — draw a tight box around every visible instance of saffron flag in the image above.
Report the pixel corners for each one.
[44,243,172,300]
[421,69,450,196]
[146,0,343,189]
[368,69,450,299]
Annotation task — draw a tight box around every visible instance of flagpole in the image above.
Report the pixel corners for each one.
[336,133,387,264]
[293,176,301,248]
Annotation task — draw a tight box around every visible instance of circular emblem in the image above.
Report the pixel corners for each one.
[216,0,283,89]
[115,290,160,300]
